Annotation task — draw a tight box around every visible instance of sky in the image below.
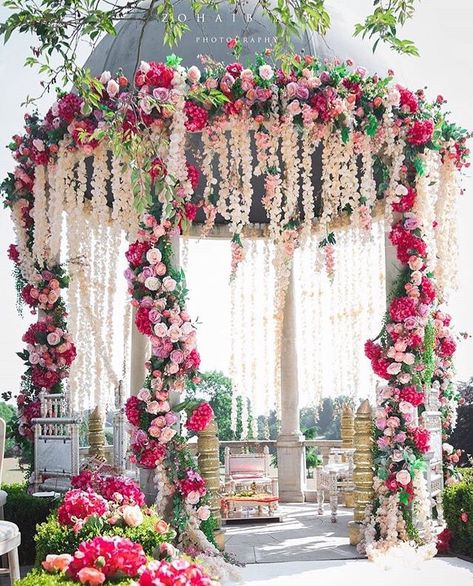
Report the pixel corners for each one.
[0,0,472,403]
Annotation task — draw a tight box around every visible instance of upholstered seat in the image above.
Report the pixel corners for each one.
[0,520,21,585]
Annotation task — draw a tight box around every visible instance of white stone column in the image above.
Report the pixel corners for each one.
[129,311,149,396]
[276,265,306,502]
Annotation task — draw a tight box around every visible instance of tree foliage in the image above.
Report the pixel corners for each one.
[1,0,421,104]
[450,379,473,463]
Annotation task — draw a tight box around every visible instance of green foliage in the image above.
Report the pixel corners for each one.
[450,381,473,462]
[459,468,473,483]
[443,480,473,555]
[1,483,57,565]
[35,510,172,566]
[16,570,133,586]
[186,370,252,440]
[1,0,422,104]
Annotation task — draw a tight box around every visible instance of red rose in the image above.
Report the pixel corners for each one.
[409,426,430,453]
[420,275,436,304]
[438,336,456,358]
[125,396,142,426]
[135,305,153,336]
[226,63,243,77]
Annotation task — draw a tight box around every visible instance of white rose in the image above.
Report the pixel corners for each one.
[100,71,111,84]
[196,505,210,521]
[258,64,274,80]
[140,60,151,74]
[144,277,160,291]
[395,469,411,486]
[122,505,144,528]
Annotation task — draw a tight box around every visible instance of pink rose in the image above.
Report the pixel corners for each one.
[395,469,411,486]
[144,276,160,291]
[155,262,167,276]
[47,332,61,346]
[186,490,200,505]
[387,362,402,375]
[149,425,161,438]
[146,248,162,265]
[196,505,210,521]
[152,415,166,428]
[153,323,168,337]
[162,276,176,291]
[187,66,201,83]
[137,388,151,402]
[170,349,184,364]
[106,79,119,97]
[146,401,160,414]
[159,427,177,443]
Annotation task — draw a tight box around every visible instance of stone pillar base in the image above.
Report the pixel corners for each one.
[277,434,306,503]
[214,529,225,551]
[348,520,363,546]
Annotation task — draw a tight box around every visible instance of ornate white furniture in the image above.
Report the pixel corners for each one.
[0,418,7,520]
[224,446,276,495]
[421,385,444,525]
[32,391,80,492]
[316,447,355,522]
[0,520,20,585]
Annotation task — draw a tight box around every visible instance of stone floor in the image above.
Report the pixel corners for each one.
[239,557,473,586]
[224,502,361,564]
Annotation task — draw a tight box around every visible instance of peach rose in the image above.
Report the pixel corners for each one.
[155,519,169,534]
[42,553,73,573]
[77,567,106,585]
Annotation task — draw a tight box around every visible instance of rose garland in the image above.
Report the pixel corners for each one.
[1,50,469,554]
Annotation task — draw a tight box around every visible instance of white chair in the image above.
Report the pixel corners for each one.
[0,418,7,519]
[32,391,80,492]
[316,447,355,522]
[224,446,276,495]
[0,520,21,584]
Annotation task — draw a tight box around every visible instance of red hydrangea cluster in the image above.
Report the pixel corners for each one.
[364,340,391,380]
[138,440,167,469]
[57,489,109,527]
[45,93,84,126]
[397,86,418,113]
[389,296,418,322]
[310,89,335,122]
[126,240,151,268]
[17,397,40,439]
[125,396,142,427]
[71,471,145,506]
[399,386,424,407]
[186,402,213,432]
[407,119,434,146]
[184,101,209,132]
[135,61,174,88]
[178,469,207,500]
[7,243,19,263]
[391,187,416,213]
[438,336,456,358]
[420,275,436,304]
[186,162,200,190]
[138,559,215,586]
[409,426,430,453]
[67,536,147,582]
[389,222,427,264]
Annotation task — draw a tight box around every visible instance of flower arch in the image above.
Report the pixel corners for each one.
[1,49,469,554]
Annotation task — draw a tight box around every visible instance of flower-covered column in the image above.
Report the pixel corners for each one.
[276,265,306,502]
[129,309,150,396]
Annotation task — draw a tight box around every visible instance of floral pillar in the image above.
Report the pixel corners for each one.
[276,265,306,502]
[129,309,150,397]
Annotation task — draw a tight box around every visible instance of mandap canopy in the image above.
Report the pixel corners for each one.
[1,44,470,555]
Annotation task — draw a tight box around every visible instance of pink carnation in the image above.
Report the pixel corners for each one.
[57,489,109,527]
[139,559,215,586]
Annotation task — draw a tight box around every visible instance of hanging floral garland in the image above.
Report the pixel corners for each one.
[1,46,470,554]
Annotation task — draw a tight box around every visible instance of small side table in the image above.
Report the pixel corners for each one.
[222,495,280,521]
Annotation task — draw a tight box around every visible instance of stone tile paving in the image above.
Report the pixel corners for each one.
[225,502,362,564]
[239,557,473,586]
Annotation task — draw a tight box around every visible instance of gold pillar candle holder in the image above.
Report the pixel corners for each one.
[349,399,374,546]
[341,404,355,507]
[197,418,224,550]
[88,406,106,459]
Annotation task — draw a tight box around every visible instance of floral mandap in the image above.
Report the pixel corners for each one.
[1,40,470,581]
